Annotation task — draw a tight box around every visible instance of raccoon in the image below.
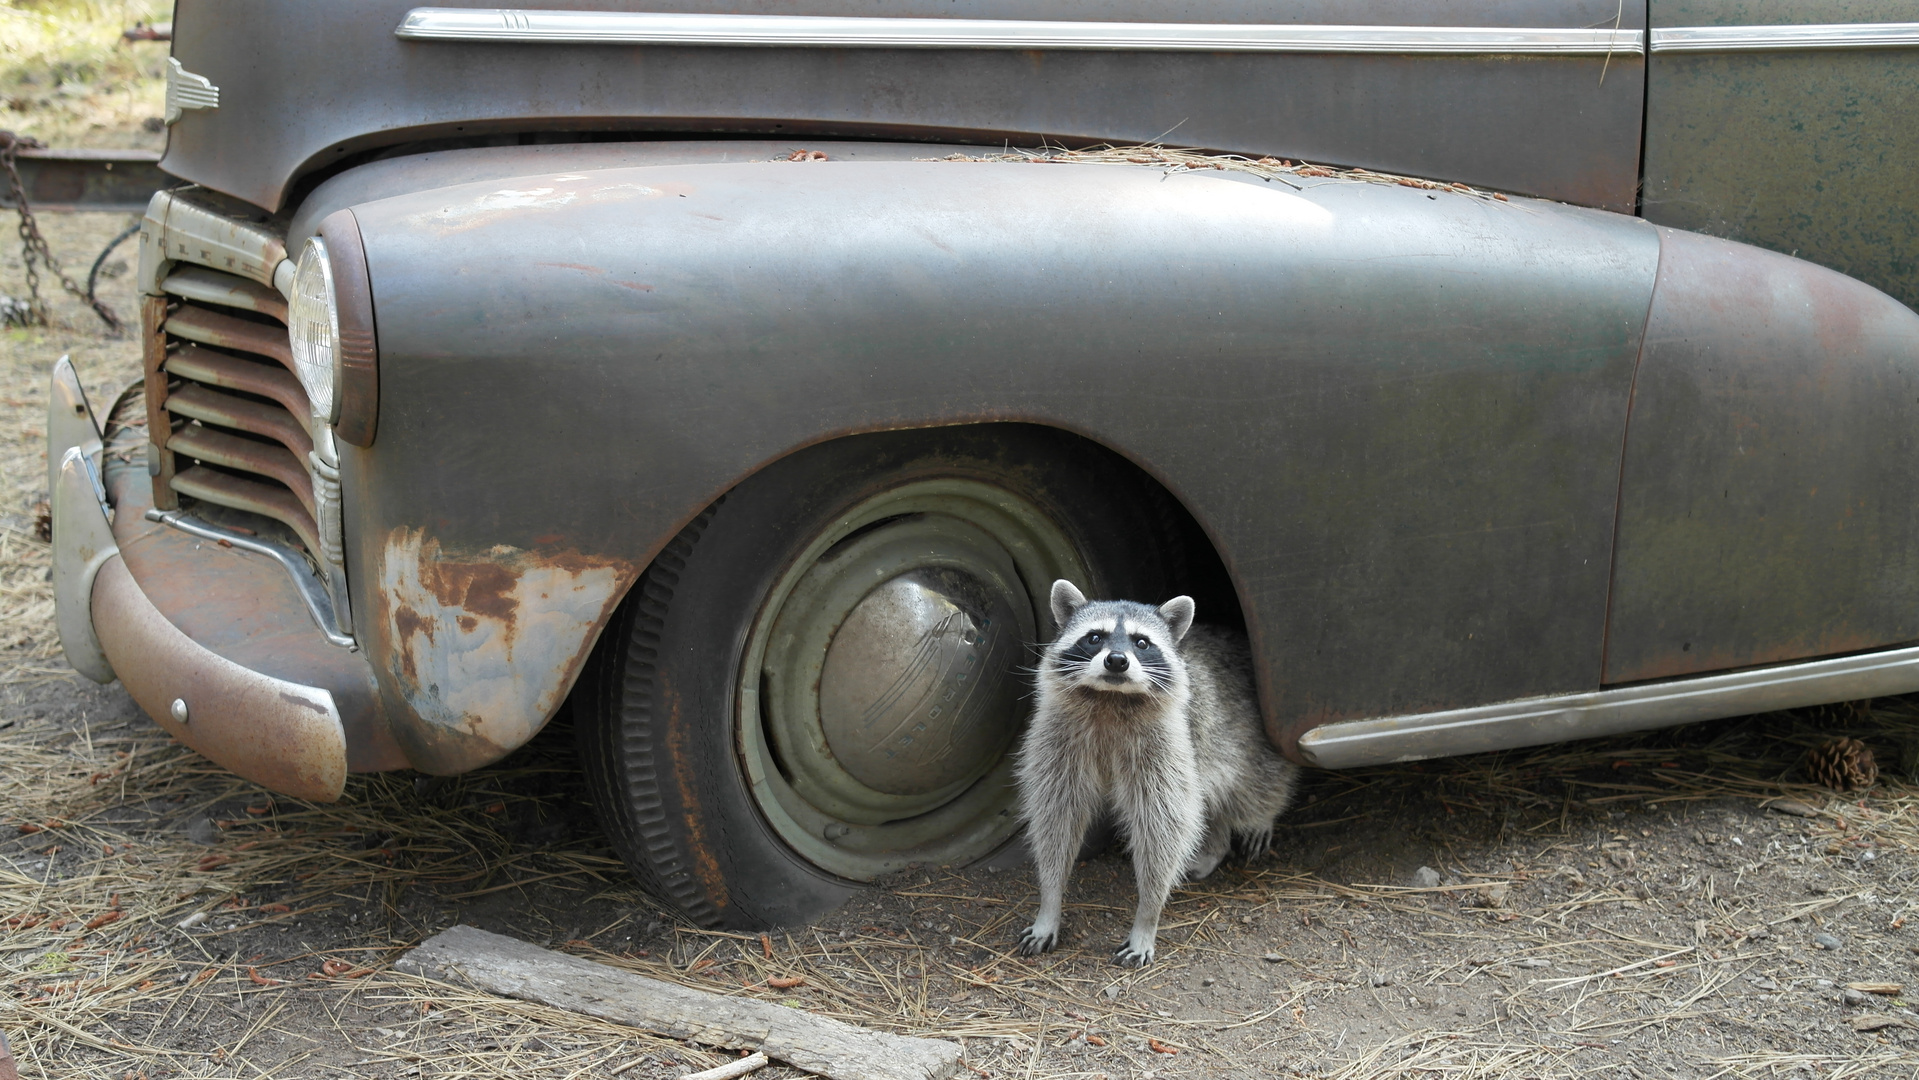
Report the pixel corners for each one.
[1015,579,1298,967]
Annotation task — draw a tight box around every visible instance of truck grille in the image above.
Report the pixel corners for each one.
[145,265,321,555]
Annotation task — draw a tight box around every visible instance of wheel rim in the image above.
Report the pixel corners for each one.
[738,477,1089,880]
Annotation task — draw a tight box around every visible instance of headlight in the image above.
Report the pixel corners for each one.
[287,238,341,427]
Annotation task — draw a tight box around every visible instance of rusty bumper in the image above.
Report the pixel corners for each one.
[90,555,349,800]
[50,370,405,801]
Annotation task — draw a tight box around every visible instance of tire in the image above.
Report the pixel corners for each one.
[575,425,1185,929]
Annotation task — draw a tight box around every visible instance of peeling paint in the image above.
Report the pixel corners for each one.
[420,177,667,232]
[379,528,628,761]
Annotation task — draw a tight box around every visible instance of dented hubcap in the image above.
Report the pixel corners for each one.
[738,478,1088,881]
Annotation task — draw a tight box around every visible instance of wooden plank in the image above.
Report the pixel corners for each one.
[396,925,960,1080]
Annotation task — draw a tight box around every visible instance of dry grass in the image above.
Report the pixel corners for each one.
[1,211,145,687]
[0,703,711,1078]
[1,0,172,151]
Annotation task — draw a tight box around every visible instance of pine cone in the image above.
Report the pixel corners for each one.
[1798,698,1873,726]
[1807,736,1878,792]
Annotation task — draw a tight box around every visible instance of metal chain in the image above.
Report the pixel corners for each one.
[0,130,124,333]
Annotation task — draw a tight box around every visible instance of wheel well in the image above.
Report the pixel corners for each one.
[788,421,1246,631]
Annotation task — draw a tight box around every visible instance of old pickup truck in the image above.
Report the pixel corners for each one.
[47,0,1919,928]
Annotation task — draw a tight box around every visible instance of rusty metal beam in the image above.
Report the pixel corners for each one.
[1,147,169,212]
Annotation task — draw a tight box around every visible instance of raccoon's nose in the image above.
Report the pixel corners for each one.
[1103,651,1129,673]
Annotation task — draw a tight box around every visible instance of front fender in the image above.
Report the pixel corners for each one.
[342,159,1664,773]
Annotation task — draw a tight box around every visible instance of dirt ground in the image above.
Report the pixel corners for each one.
[6,211,1919,1080]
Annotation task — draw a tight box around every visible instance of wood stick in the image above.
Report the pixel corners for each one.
[396,925,960,1080]
[684,1051,770,1080]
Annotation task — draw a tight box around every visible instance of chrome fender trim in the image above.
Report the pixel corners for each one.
[396,9,1645,55]
[1298,648,1919,769]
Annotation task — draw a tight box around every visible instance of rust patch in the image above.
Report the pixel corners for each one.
[392,604,435,644]
[378,527,635,772]
[391,604,434,683]
[417,558,520,635]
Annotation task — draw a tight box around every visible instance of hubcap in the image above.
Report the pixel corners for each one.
[738,478,1089,880]
[818,567,1024,797]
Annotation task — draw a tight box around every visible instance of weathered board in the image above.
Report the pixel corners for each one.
[395,925,961,1080]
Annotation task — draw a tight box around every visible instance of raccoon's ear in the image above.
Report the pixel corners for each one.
[1158,596,1196,642]
[1050,580,1087,630]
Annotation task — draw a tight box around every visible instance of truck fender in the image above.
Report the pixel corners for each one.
[342,159,1672,773]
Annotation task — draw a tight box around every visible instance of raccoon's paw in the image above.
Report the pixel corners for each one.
[1236,827,1274,860]
[1017,926,1059,956]
[1112,938,1156,968]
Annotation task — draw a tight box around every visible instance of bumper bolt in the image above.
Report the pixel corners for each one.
[170,698,189,724]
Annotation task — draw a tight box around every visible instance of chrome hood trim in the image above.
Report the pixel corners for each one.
[396,9,1645,55]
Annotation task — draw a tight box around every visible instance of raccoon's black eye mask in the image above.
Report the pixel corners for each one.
[1058,631,1107,665]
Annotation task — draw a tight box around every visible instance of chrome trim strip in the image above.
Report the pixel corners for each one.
[1652,22,1919,53]
[54,448,119,684]
[47,355,105,510]
[396,9,1644,55]
[1298,646,1919,769]
[144,508,357,650]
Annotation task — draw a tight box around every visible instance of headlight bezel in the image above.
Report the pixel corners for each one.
[312,209,381,448]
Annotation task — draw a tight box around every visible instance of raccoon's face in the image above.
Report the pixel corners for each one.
[1045,581,1196,697]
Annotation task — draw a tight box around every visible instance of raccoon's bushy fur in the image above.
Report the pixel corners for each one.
[1015,580,1298,967]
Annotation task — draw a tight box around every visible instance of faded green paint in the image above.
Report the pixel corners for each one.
[1644,1,1919,312]
[1657,1,1919,26]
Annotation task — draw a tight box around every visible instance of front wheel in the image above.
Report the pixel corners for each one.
[575,426,1182,928]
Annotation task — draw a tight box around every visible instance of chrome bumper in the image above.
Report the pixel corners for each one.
[48,358,358,801]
